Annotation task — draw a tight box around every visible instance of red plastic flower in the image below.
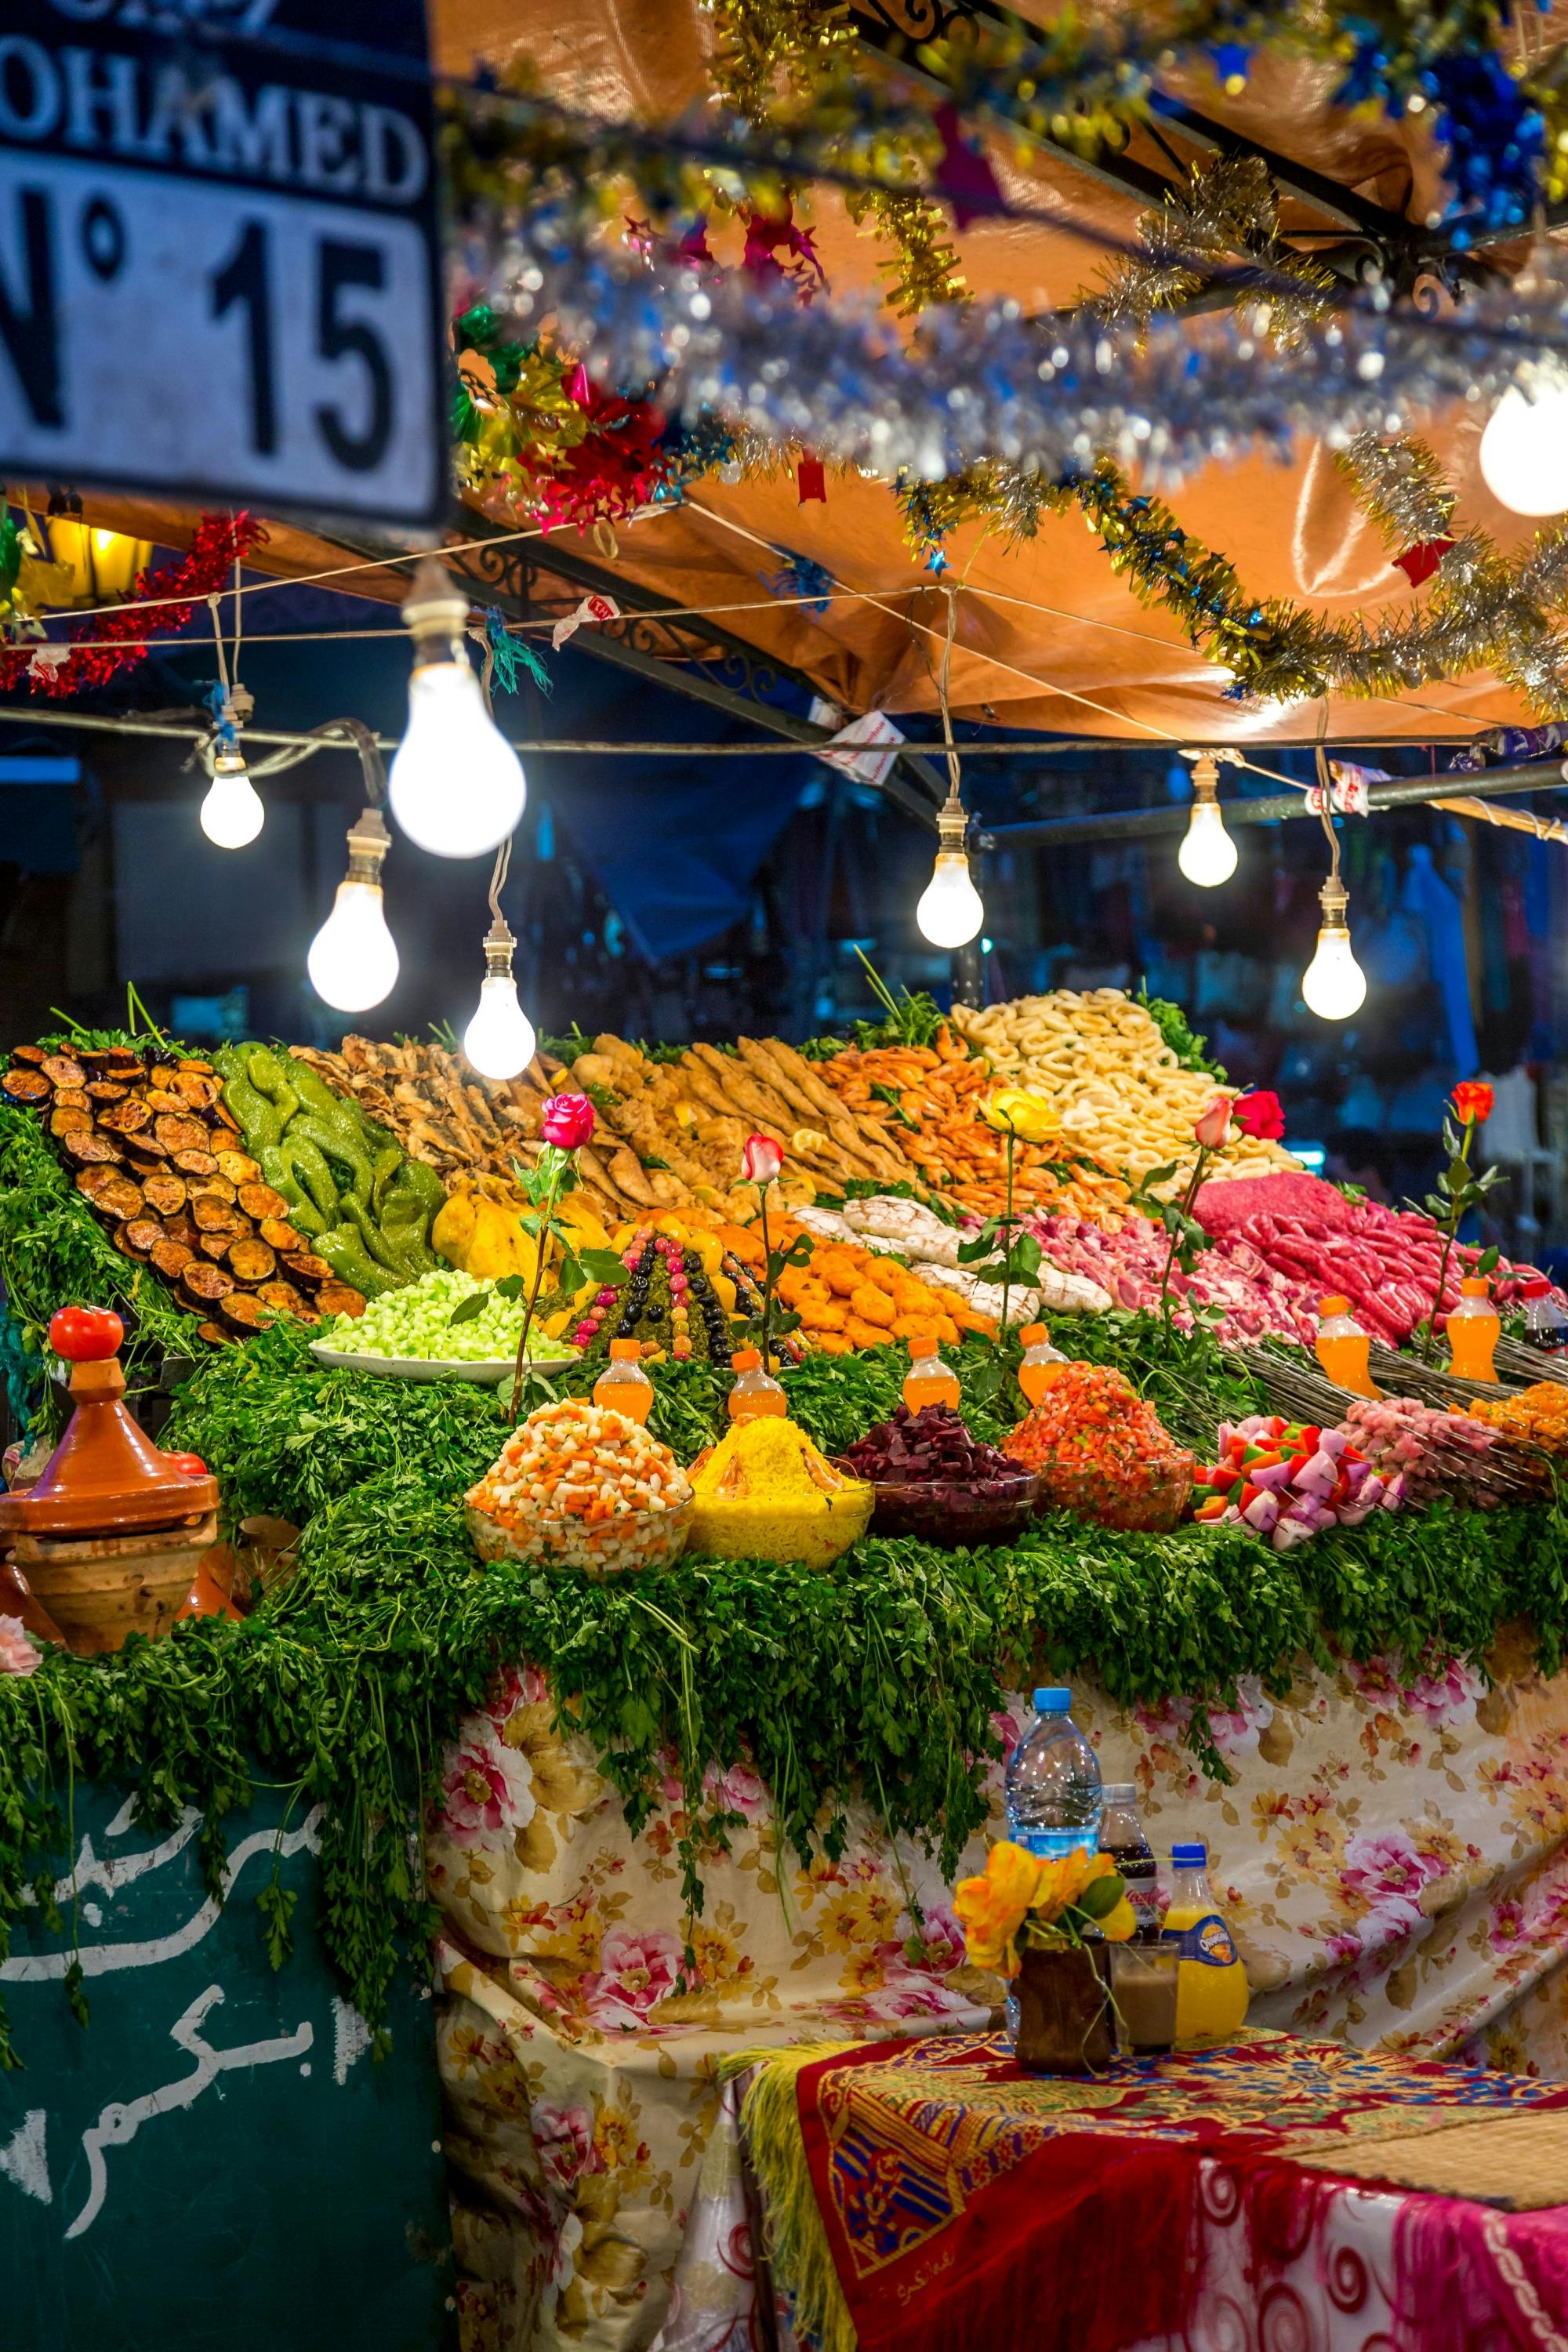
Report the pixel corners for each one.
[1232,1090,1286,1142]
[1192,1097,1232,1150]
[741,1133,783,1184]
[540,1093,596,1149]
[1452,1080,1494,1127]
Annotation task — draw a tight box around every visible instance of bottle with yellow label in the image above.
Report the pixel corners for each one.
[1161,1841,1249,2045]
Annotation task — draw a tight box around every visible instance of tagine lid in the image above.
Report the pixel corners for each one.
[0,1314,218,1537]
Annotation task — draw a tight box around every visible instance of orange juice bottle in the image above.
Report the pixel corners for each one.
[1313,1295,1376,1396]
[728,1347,787,1420]
[1446,1276,1501,1383]
[1017,1322,1069,1406]
[1162,1842,1249,2045]
[593,1338,654,1425]
[902,1326,960,1414]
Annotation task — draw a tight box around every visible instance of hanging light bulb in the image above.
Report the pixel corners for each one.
[1301,876,1367,1021]
[462,913,536,1080]
[307,806,399,1012]
[916,793,985,949]
[1479,377,1568,517]
[200,745,264,848]
[387,557,526,858]
[1475,237,1568,517]
[1176,751,1238,886]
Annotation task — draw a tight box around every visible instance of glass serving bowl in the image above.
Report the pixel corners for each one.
[466,1496,694,1580]
[856,1468,1041,1546]
[1032,1452,1194,1534]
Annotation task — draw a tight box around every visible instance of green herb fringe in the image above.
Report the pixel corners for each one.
[2,1315,1566,2065]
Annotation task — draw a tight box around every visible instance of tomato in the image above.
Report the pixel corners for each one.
[163,1453,209,1479]
[49,1305,123,1362]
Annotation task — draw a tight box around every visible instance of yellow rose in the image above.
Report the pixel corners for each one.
[953,1841,1046,1976]
[981,1087,1061,1145]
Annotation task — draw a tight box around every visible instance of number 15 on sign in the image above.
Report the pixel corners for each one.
[0,154,442,525]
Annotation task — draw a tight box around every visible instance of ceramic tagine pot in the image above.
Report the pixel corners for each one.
[0,1306,220,1653]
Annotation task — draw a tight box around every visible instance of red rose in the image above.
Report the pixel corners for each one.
[539,1093,596,1149]
[1232,1090,1285,1142]
[1451,1081,1494,1127]
[741,1133,783,1184]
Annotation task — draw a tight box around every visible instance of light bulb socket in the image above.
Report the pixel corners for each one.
[1318,874,1349,927]
[212,744,249,779]
[401,554,472,665]
[481,913,517,979]
[1189,752,1220,808]
[935,794,969,855]
[343,804,391,887]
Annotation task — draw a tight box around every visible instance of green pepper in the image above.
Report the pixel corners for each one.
[290,1112,372,1210]
[338,1195,408,1276]
[373,1204,434,1279]
[281,1130,340,1221]
[258,1145,327,1236]
[366,1131,404,1215]
[246,1048,300,1134]
[221,1062,273,1149]
[376,1163,440,1274]
[317,1223,396,1298]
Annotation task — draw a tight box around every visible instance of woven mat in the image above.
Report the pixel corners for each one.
[1283,2106,1568,2209]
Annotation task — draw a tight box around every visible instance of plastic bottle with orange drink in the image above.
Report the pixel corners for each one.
[1313,1296,1377,1397]
[1161,1842,1250,2045]
[728,1347,788,1421]
[1017,1322,1069,1407]
[1446,1276,1501,1382]
[593,1338,654,1425]
[902,1327,960,1414]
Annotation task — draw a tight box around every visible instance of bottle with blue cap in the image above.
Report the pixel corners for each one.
[1161,1840,1249,2043]
[1004,1687,1102,1862]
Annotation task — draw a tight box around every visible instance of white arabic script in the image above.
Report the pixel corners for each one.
[65,1984,312,2241]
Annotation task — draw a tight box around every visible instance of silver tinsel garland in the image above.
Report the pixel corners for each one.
[483,215,1568,493]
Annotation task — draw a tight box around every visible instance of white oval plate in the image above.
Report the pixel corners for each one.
[308,1342,574,1385]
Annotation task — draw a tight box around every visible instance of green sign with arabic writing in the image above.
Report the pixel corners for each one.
[0,1782,456,2350]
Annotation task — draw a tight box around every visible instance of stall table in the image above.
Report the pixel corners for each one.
[431,1631,1568,2351]
[663,2031,1568,2352]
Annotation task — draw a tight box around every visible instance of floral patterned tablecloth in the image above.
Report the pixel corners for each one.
[430,1626,1568,2352]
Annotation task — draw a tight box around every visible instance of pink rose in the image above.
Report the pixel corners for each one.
[540,1093,595,1149]
[741,1132,783,1184]
[531,2101,597,2190]
[1193,1097,1232,1150]
[584,1928,684,2031]
[0,1617,41,1677]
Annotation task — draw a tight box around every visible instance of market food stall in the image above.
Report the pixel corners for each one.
[5,989,1568,2348]
[15,0,1568,2345]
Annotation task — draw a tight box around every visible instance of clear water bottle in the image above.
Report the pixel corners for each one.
[1005,1687,1103,1860]
[1002,1688,1102,2045]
